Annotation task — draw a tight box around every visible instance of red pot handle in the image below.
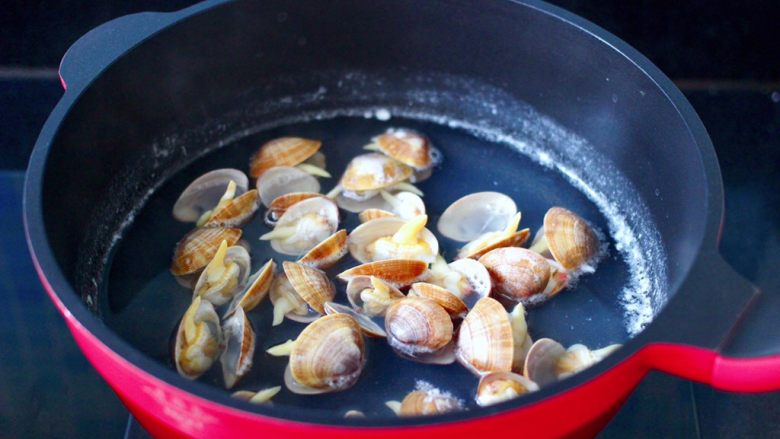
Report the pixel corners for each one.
[640,253,780,392]
[58,1,224,91]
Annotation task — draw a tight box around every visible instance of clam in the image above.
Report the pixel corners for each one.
[249,137,328,178]
[171,227,242,280]
[529,207,599,271]
[257,167,321,208]
[478,247,568,306]
[270,314,366,395]
[388,386,462,417]
[427,256,491,308]
[457,213,531,259]
[339,153,413,194]
[348,215,438,264]
[338,259,429,289]
[358,208,396,223]
[259,197,339,256]
[224,259,275,318]
[174,297,222,379]
[524,339,621,386]
[409,283,467,319]
[220,307,256,389]
[269,273,315,325]
[271,261,335,325]
[324,301,387,338]
[385,297,455,364]
[476,372,539,407]
[364,128,436,171]
[172,168,248,223]
[265,192,322,226]
[231,386,282,404]
[456,297,514,375]
[193,177,259,227]
[437,192,517,242]
[193,240,251,306]
[298,229,348,269]
[346,276,404,317]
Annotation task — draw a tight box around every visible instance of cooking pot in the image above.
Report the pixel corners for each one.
[24,0,780,437]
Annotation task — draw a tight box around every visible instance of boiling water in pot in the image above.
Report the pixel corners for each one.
[102,111,658,417]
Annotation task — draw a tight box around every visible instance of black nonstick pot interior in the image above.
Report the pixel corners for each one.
[37,0,711,424]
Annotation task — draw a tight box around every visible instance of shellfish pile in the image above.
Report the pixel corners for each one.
[166,129,619,415]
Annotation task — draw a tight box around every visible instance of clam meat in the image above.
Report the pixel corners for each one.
[259,196,339,256]
[193,240,251,306]
[171,227,242,285]
[346,275,404,317]
[174,297,222,379]
[426,256,491,308]
[172,168,248,223]
[524,338,621,387]
[348,215,438,264]
[268,262,335,326]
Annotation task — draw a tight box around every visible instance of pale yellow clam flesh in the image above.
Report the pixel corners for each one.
[193,240,250,306]
[346,276,404,317]
[174,297,222,379]
[348,215,438,264]
[476,372,539,407]
[259,197,339,256]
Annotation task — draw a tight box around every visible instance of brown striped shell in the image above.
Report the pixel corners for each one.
[385,298,454,362]
[220,307,255,389]
[265,192,322,226]
[282,261,335,315]
[224,259,275,318]
[372,129,432,170]
[340,153,413,192]
[172,168,248,223]
[298,229,348,269]
[204,189,259,228]
[358,208,396,223]
[456,297,514,375]
[478,247,552,304]
[323,302,387,338]
[458,228,531,260]
[249,137,321,178]
[409,283,467,319]
[399,389,462,416]
[171,227,242,276]
[542,207,599,270]
[337,259,428,289]
[286,313,365,394]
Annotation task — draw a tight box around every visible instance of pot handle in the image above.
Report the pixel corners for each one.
[58,0,225,91]
[640,252,780,392]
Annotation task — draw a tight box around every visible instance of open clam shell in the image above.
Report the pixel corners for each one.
[323,301,387,338]
[261,197,339,256]
[282,261,335,315]
[220,307,256,389]
[173,168,248,223]
[348,216,438,264]
[476,372,539,407]
[385,297,455,364]
[286,313,366,394]
[397,388,462,416]
[193,242,251,306]
[265,192,322,226]
[298,229,348,270]
[458,227,531,260]
[340,153,413,192]
[478,247,553,305]
[174,297,222,379]
[269,273,318,325]
[456,297,514,375]
[345,275,404,317]
[204,189,260,228]
[409,283,467,319]
[380,191,426,220]
[224,259,275,318]
[337,259,429,289]
[369,129,434,170]
[334,190,384,213]
[534,207,599,271]
[359,208,396,223]
[249,137,321,178]
[446,258,492,307]
[257,166,321,208]
[437,192,517,242]
[523,338,566,387]
[171,227,242,276]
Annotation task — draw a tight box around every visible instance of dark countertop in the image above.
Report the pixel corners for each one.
[2,1,779,437]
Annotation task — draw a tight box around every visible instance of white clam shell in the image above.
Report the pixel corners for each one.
[193,245,251,306]
[257,166,320,208]
[270,197,339,256]
[447,258,492,308]
[220,307,255,389]
[348,217,438,264]
[174,298,222,379]
[173,168,248,222]
[334,190,383,213]
[437,192,517,242]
